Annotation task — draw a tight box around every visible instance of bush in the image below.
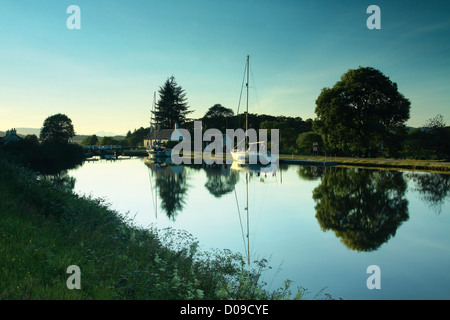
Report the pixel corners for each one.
[296,132,323,155]
[3,140,84,174]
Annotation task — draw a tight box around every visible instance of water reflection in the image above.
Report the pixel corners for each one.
[406,172,450,214]
[145,158,280,224]
[312,167,409,252]
[67,158,450,299]
[146,159,189,221]
[204,164,240,198]
[297,165,324,181]
[143,158,448,253]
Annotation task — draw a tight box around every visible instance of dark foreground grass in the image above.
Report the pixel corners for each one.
[0,157,307,300]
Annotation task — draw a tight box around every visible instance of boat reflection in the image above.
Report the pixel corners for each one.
[145,157,282,264]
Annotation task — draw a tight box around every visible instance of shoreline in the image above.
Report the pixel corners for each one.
[279,155,450,173]
[99,151,450,174]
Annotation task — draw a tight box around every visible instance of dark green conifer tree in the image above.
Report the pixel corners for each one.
[153,76,193,128]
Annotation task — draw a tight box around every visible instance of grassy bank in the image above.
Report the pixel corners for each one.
[279,154,450,173]
[0,157,306,300]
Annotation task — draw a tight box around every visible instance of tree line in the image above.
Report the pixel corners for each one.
[118,69,449,160]
[1,114,85,174]
[9,67,447,164]
[112,76,316,154]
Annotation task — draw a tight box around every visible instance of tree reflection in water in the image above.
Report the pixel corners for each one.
[311,167,409,252]
[406,172,450,214]
[204,164,240,198]
[147,160,189,221]
[146,159,281,224]
[297,165,324,181]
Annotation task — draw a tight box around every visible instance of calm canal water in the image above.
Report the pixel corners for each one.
[68,157,450,300]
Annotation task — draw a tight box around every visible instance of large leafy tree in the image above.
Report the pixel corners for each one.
[154,76,193,128]
[204,104,234,119]
[40,113,75,144]
[202,104,234,131]
[314,67,410,157]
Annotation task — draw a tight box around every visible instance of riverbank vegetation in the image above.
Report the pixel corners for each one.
[0,154,307,300]
[3,139,85,175]
[2,114,85,175]
[280,155,450,173]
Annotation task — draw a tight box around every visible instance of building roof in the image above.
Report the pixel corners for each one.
[144,129,175,141]
[2,129,22,145]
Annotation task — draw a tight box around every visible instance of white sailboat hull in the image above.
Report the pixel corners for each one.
[230,149,248,164]
[230,149,276,165]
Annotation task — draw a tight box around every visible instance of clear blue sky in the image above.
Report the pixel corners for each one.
[1,0,449,135]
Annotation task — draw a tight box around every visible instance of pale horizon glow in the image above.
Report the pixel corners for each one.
[1,0,449,135]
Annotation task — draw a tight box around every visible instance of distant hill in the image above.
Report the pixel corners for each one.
[95,131,124,137]
[71,135,91,143]
[5,128,125,141]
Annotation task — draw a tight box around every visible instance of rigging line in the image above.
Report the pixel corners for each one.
[234,186,248,261]
[236,59,247,128]
[249,65,261,114]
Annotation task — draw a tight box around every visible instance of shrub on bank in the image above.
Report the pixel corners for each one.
[2,140,85,174]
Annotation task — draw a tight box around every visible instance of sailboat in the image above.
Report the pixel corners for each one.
[230,55,274,166]
[147,91,168,159]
